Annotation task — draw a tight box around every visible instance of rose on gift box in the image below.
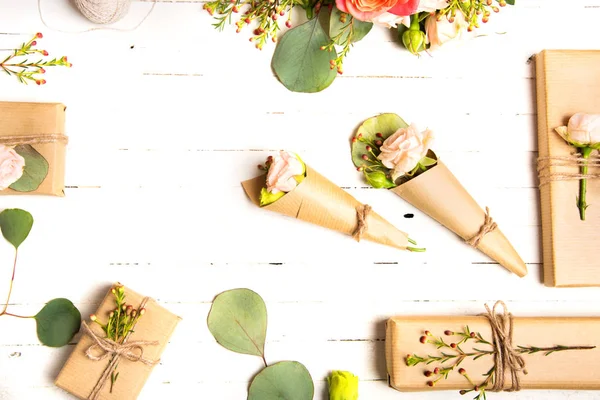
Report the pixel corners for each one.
[242,150,424,252]
[350,114,527,276]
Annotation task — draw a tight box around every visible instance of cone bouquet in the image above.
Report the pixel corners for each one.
[242,151,422,251]
[350,114,527,277]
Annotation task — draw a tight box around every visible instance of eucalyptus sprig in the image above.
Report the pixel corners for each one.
[406,326,595,399]
[207,288,314,400]
[88,285,147,393]
[0,208,80,347]
[0,33,71,85]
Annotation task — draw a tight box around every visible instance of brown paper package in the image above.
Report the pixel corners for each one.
[242,165,410,250]
[391,162,527,277]
[0,101,67,196]
[386,315,600,391]
[55,285,181,400]
[535,50,600,286]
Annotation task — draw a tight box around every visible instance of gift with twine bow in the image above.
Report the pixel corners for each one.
[55,284,181,400]
[242,163,419,251]
[535,49,600,286]
[0,102,68,196]
[386,301,600,394]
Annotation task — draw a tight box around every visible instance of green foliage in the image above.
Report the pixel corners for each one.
[10,145,49,192]
[248,361,314,400]
[35,298,81,347]
[364,170,395,189]
[329,9,372,45]
[207,288,267,358]
[0,208,33,249]
[272,18,337,93]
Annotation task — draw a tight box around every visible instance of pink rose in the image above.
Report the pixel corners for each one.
[0,145,25,190]
[377,124,433,180]
[266,151,304,194]
[425,12,469,51]
[556,113,600,147]
[336,0,418,22]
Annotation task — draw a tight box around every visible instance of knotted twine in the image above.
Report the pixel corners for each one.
[481,301,526,392]
[466,207,497,247]
[537,155,600,186]
[352,204,371,242]
[73,0,131,25]
[0,134,68,146]
[82,297,159,400]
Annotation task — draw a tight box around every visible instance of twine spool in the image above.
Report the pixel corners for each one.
[72,0,131,24]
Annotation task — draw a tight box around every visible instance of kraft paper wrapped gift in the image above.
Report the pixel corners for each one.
[0,101,67,196]
[55,284,180,400]
[535,50,600,286]
[386,305,600,392]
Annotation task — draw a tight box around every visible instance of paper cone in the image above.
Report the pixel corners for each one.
[391,162,527,276]
[242,165,410,250]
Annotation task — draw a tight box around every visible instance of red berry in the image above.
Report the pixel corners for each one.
[31,41,36,46]
[444,330,453,336]
[458,368,466,375]
[376,132,383,138]
[39,68,46,74]
[375,140,382,146]
[36,32,43,38]
[280,10,285,16]
[366,145,371,151]
[424,371,432,377]
[433,367,440,374]
[245,18,251,23]
[356,167,363,172]
[42,50,48,56]
[419,336,427,344]
[352,137,357,143]
[427,381,434,387]
[361,155,368,161]
[285,20,292,28]
[232,6,239,12]
[450,343,457,349]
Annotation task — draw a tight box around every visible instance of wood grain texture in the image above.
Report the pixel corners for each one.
[0,0,599,399]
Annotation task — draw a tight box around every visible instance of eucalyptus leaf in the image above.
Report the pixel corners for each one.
[272,18,337,93]
[207,288,267,358]
[248,361,314,400]
[351,113,408,170]
[35,298,81,347]
[10,145,49,192]
[329,8,372,45]
[0,208,33,249]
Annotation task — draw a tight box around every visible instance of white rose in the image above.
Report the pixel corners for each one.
[377,124,434,180]
[425,12,469,51]
[556,113,600,147]
[266,151,305,194]
[0,145,25,190]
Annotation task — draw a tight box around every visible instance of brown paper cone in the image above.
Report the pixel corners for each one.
[391,162,527,277]
[242,165,409,250]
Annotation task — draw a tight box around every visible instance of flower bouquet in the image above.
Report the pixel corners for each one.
[242,151,423,251]
[204,0,514,92]
[350,114,526,276]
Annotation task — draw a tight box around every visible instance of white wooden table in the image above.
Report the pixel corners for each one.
[1,0,600,399]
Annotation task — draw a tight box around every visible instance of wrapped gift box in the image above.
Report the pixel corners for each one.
[386,313,600,392]
[55,284,181,400]
[0,102,67,196]
[536,50,600,286]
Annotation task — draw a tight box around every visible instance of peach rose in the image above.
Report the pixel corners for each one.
[0,145,25,190]
[556,113,600,147]
[336,0,418,22]
[425,12,469,51]
[378,124,433,180]
[266,151,304,194]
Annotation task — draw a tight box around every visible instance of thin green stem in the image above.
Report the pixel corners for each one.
[578,147,593,220]
[0,250,18,316]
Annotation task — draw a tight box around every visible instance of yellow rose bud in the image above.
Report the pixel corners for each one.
[328,370,358,400]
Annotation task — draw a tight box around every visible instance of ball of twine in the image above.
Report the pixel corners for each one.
[72,0,131,24]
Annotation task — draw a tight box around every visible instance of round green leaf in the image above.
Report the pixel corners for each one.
[272,18,337,93]
[351,113,408,169]
[10,145,49,192]
[0,208,33,249]
[329,8,373,45]
[207,288,267,358]
[248,361,314,400]
[35,298,81,347]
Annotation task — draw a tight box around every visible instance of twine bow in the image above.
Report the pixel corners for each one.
[466,207,497,247]
[0,134,68,146]
[352,204,371,242]
[481,301,527,392]
[83,297,159,400]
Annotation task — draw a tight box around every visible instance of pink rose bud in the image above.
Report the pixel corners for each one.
[265,151,304,194]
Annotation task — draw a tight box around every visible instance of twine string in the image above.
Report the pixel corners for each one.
[352,204,371,242]
[85,297,159,400]
[537,155,600,186]
[481,301,526,392]
[466,207,497,247]
[0,134,68,146]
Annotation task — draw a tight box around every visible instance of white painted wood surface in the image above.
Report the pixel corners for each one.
[0,0,600,398]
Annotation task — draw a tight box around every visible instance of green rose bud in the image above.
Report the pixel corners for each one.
[364,170,395,189]
[328,371,358,400]
[402,29,426,55]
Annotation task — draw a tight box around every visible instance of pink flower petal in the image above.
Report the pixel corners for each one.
[388,0,419,16]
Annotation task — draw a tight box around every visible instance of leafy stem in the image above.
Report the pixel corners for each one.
[578,146,592,220]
